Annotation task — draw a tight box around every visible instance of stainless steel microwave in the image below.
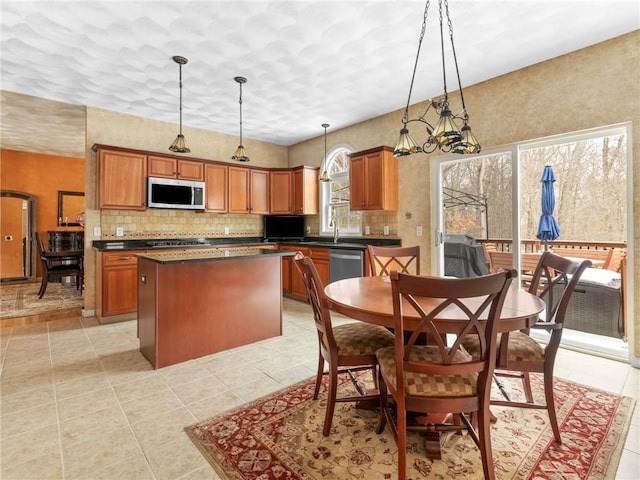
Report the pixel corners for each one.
[147,176,205,210]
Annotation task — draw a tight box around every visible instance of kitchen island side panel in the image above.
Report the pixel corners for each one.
[138,255,283,368]
[137,259,158,366]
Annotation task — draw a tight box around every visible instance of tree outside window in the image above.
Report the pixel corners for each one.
[320,147,362,236]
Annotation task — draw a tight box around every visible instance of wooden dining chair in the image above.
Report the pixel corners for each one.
[376,269,515,480]
[36,232,84,299]
[367,245,420,276]
[293,253,395,436]
[463,251,591,444]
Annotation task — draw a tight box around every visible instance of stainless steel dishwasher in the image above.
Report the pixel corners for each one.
[329,249,364,283]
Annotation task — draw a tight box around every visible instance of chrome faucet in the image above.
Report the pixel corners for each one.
[329,216,340,243]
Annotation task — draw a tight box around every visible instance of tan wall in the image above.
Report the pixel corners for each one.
[0,149,85,277]
[289,31,640,360]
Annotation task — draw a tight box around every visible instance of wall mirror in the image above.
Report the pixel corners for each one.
[1,190,37,284]
[58,191,85,226]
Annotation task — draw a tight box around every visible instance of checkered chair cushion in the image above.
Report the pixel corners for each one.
[376,345,477,397]
[462,332,545,363]
[332,322,394,356]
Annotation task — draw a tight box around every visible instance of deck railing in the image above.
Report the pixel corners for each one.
[478,238,627,253]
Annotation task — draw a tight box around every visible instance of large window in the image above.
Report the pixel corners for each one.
[320,146,362,236]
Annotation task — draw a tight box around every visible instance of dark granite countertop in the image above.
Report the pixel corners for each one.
[136,248,295,264]
[93,236,401,252]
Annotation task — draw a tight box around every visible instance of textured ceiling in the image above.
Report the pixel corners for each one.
[1,0,638,158]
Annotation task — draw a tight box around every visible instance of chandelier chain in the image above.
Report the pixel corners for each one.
[444,0,467,116]
[438,0,448,99]
[401,0,430,125]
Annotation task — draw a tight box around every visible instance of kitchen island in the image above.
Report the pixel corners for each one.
[137,248,294,368]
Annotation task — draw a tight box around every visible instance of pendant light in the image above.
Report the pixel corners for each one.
[393,0,480,157]
[168,55,190,153]
[232,76,249,162]
[319,123,331,182]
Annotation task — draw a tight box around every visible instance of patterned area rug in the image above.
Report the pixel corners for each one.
[0,282,83,320]
[186,372,635,480]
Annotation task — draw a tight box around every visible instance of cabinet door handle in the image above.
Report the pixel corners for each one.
[117,256,132,261]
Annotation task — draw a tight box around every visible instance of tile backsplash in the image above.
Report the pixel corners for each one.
[100,209,399,239]
[100,210,263,239]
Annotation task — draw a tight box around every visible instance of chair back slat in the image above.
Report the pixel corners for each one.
[390,270,515,390]
[367,245,420,276]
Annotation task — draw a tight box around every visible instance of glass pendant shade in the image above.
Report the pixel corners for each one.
[430,108,462,146]
[169,134,190,153]
[393,127,423,157]
[232,145,249,162]
[319,170,330,182]
[451,124,481,154]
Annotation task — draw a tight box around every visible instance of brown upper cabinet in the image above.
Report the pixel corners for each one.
[293,166,319,215]
[94,144,319,214]
[268,166,319,215]
[228,166,269,214]
[270,170,292,214]
[96,147,147,210]
[349,146,398,211]
[148,156,204,181]
[204,163,228,213]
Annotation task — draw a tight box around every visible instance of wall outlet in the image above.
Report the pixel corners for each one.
[93,226,101,237]
[416,226,423,236]
[365,225,371,235]
[115,227,124,237]
[224,226,230,235]
[383,226,389,236]
[306,225,311,234]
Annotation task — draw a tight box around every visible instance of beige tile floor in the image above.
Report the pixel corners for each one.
[1,298,638,480]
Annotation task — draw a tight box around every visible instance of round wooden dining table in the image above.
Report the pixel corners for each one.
[324,275,545,334]
[324,274,546,460]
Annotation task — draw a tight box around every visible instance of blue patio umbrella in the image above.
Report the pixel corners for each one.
[536,165,561,250]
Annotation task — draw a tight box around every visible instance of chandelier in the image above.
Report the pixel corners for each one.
[393,0,480,157]
[168,55,190,153]
[319,123,331,182]
[232,76,249,162]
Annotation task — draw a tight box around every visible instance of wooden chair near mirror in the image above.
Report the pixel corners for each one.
[35,232,84,299]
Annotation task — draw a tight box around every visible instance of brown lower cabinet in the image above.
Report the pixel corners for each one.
[99,251,140,319]
[280,245,329,299]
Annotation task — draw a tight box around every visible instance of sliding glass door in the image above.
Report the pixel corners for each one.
[432,149,515,280]
[432,124,631,360]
